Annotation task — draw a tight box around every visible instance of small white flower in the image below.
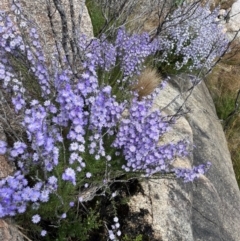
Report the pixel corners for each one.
[41,230,47,236]
[86,172,92,178]
[117,230,121,236]
[106,155,112,161]
[129,145,136,152]
[111,192,117,198]
[109,233,115,240]
[32,214,41,223]
[78,144,85,152]
[95,155,100,160]
[70,142,79,151]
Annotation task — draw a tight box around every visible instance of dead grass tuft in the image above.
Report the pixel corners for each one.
[213,0,235,9]
[142,12,164,34]
[131,68,162,100]
[206,40,240,101]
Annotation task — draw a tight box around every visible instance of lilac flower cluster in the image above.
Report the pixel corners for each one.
[10,141,27,158]
[112,93,188,176]
[0,8,51,114]
[88,86,125,157]
[23,101,60,171]
[0,140,7,154]
[0,170,45,217]
[26,27,51,96]
[115,28,159,77]
[78,28,159,81]
[174,162,212,182]
[157,3,229,71]
[0,4,213,228]
[0,165,59,218]
[0,10,26,111]
[80,35,117,72]
[62,168,76,185]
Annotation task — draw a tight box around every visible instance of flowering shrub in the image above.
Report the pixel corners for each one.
[154,3,229,73]
[0,1,225,240]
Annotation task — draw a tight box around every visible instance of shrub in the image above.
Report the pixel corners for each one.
[0,0,227,240]
[152,2,229,74]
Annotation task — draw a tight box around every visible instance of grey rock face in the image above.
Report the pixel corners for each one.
[226,0,240,42]
[189,82,240,241]
[127,77,240,240]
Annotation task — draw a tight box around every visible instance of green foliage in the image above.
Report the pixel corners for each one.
[86,0,105,36]
[214,95,236,121]
[150,51,195,77]
[142,31,196,77]
[54,209,101,241]
[14,134,128,240]
[97,60,133,103]
[122,234,143,241]
[174,0,185,6]
[8,53,43,100]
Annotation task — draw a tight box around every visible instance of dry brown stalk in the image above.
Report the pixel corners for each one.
[131,68,162,99]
